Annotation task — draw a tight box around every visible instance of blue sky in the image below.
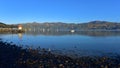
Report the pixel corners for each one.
[0,0,120,24]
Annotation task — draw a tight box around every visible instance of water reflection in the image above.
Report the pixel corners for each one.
[1,31,120,57]
[18,33,23,39]
[25,31,120,37]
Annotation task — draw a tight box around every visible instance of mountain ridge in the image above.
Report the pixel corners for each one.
[20,21,120,31]
[1,21,120,30]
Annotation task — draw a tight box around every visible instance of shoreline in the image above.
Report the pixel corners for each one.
[0,40,120,68]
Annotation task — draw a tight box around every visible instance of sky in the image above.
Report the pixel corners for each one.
[0,0,120,24]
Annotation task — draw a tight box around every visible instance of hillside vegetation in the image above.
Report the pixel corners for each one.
[22,21,120,31]
[1,21,120,31]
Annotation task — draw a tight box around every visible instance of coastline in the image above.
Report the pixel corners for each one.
[0,40,120,68]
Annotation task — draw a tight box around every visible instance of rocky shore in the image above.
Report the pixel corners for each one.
[0,40,120,68]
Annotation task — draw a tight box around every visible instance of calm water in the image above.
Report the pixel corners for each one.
[1,31,120,57]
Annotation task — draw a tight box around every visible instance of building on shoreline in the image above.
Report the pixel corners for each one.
[0,24,24,33]
[18,24,23,30]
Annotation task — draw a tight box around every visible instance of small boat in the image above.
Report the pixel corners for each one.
[71,30,75,33]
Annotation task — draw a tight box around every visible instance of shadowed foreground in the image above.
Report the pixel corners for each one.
[0,40,120,68]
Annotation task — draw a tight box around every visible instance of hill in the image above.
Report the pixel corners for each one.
[1,21,120,31]
[22,21,120,31]
[0,22,17,28]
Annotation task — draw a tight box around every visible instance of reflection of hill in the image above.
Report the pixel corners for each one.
[78,31,120,37]
[25,31,120,37]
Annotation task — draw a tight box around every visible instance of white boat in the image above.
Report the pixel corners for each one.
[71,30,75,33]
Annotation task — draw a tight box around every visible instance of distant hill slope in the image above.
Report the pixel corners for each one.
[1,21,120,30]
[0,22,7,28]
[80,21,120,30]
[0,22,17,28]
[22,21,120,31]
